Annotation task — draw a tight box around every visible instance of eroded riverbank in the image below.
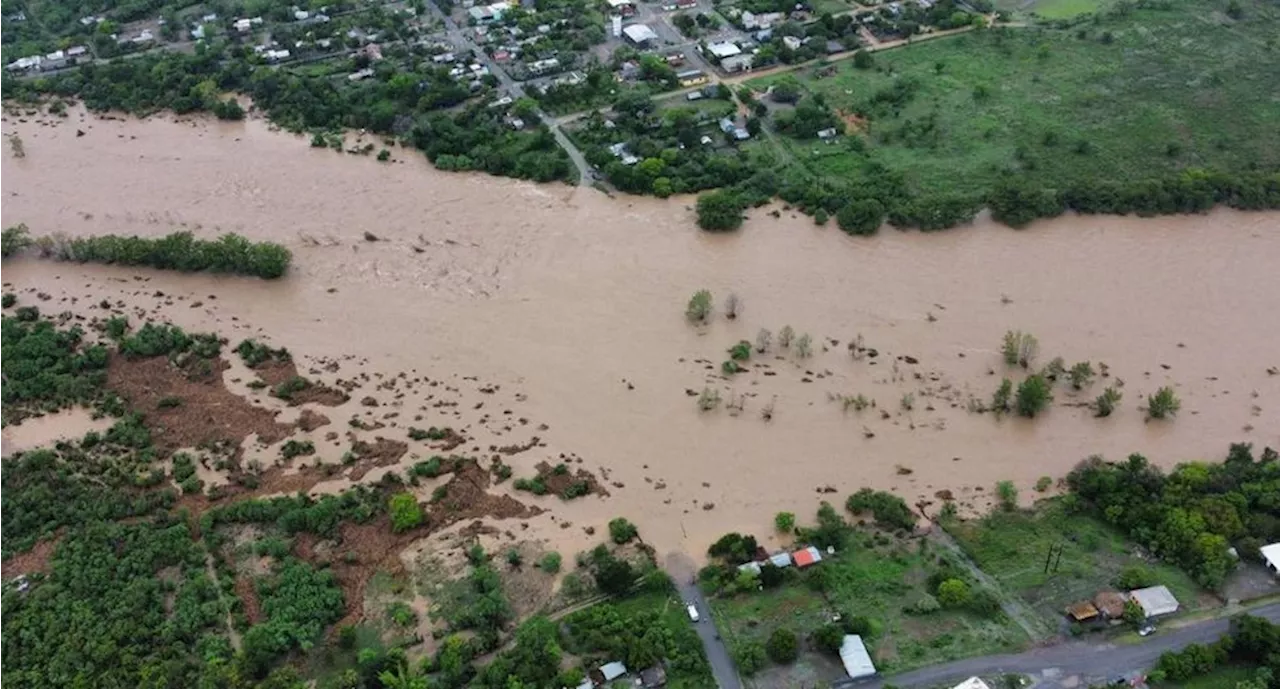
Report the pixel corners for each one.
[3,106,1279,559]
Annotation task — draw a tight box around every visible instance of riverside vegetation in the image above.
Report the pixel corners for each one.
[2,225,292,279]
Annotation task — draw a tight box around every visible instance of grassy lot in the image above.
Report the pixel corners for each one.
[942,500,1213,624]
[747,0,1280,198]
[711,529,1029,681]
[995,0,1109,19]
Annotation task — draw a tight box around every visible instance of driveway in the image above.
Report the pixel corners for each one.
[838,603,1280,689]
[665,552,744,689]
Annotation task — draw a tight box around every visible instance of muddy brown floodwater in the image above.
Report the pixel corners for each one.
[3,107,1279,561]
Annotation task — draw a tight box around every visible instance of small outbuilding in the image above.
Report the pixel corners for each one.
[1094,591,1128,619]
[637,664,667,688]
[838,634,876,680]
[1065,600,1099,623]
[1261,542,1280,576]
[599,660,628,681]
[1129,585,1179,618]
[768,551,793,568]
[793,546,823,568]
[951,678,992,689]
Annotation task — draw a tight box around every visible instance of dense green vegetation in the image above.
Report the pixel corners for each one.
[1065,443,1280,589]
[1,314,110,423]
[1150,615,1279,686]
[20,230,293,279]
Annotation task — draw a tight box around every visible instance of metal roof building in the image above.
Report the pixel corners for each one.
[622,24,658,44]
[1129,585,1179,618]
[1261,542,1280,575]
[839,635,876,679]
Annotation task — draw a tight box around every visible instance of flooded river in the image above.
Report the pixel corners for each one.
[3,107,1279,558]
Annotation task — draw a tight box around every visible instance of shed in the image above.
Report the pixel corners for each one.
[793,546,822,568]
[1129,585,1179,618]
[768,552,793,568]
[1065,600,1099,622]
[838,634,876,679]
[637,664,667,688]
[737,561,762,575]
[622,24,658,45]
[600,661,628,681]
[1261,542,1280,575]
[951,678,992,689]
[1094,591,1127,619]
[816,127,838,140]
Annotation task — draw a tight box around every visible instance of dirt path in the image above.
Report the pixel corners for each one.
[929,527,1055,642]
[204,552,243,652]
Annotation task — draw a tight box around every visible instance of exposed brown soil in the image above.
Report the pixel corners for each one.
[345,437,409,481]
[107,355,293,454]
[429,460,544,530]
[838,109,868,133]
[236,574,264,624]
[253,359,348,407]
[2,533,61,577]
[533,461,610,498]
[297,409,331,432]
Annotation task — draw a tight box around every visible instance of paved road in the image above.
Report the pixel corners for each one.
[666,552,744,689]
[838,603,1280,689]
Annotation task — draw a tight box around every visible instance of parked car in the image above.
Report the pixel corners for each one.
[686,603,700,622]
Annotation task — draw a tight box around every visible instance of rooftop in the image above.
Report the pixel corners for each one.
[1129,585,1179,618]
[839,635,876,679]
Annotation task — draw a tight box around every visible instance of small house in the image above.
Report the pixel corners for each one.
[952,678,992,689]
[1094,591,1127,620]
[676,0,697,8]
[600,661,628,682]
[1065,600,1099,623]
[676,69,707,87]
[707,41,741,59]
[1262,542,1280,576]
[793,546,823,568]
[1129,585,1179,618]
[768,551,793,568]
[736,560,761,574]
[637,665,667,688]
[719,54,753,73]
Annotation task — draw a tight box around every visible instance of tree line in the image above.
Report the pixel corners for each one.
[15,230,294,279]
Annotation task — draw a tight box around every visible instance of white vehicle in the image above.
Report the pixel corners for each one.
[686,603,700,622]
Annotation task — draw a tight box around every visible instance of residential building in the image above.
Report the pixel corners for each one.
[706,41,741,58]
[1129,585,1179,618]
[607,0,637,16]
[793,546,823,568]
[782,35,802,50]
[599,661,628,682]
[622,23,659,45]
[1262,542,1280,575]
[676,69,707,87]
[638,665,667,688]
[952,678,992,689]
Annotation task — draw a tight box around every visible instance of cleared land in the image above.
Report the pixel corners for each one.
[711,528,1029,682]
[748,0,1280,198]
[942,501,1212,625]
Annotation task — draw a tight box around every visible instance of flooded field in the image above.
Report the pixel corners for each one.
[4,107,1279,560]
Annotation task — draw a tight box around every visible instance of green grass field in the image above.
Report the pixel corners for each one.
[711,530,1028,679]
[748,0,1280,199]
[994,0,1108,19]
[943,500,1212,623]
[1159,664,1261,688]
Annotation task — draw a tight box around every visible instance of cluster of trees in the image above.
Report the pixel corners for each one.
[1151,615,1279,686]
[1065,443,1280,588]
[242,558,347,675]
[25,230,292,279]
[562,584,712,681]
[1,315,109,423]
[845,488,917,531]
[203,488,383,541]
[990,169,1280,228]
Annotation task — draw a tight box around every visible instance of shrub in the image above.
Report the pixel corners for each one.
[733,641,767,676]
[765,628,799,664]
[513,477,548,495]
[1015,375,1052,417]
[775,512,796,533]
[272,376,311,401]
[506,549,523,567]
[1115,564,1157,590]
[608,517,638,544]
[936,578,971,608]
[836,199,886,236]
[2,224,33,257]
[813,623,845,656]
[1146,386,1181,420]
[1,293,15,308]
[410,457,443,478]
[1035,476,1053,492]
[1094,386,1122,417]
[538,552,562,573]
[1001,330,1038,368]
[908,594,940,614]
[388,493,423,533]
[968,589,1001,617]
[686,289,713,322]
[280,440,315,459]
[561,481,590,500]
[1068,361,1095,389]
[845,489,915,531]
[708,532,759,564]
[996,480,1018,511]
[728,340,752,361]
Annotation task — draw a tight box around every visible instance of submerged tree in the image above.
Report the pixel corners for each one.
[1093,386,1122,417]
[686,289,713,323]
[1146,386,1181,420]
[1001,330,1039,368]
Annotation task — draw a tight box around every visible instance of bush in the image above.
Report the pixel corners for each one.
[280,440,315,459]
[968,589,1001,617]
[733,641,767,676]
[686,289,713,322]
[936,578,971,608]
[1015,375,1052,417]
[608,517,638,544]
[708,532,759,564]
[1,293,15,308]
[1115,564,1157,590]
[2,224,33,258]
[765,628,799,664]
[388,493,423,533]
[1094,386,1122,417]
[728,340,752,361]
[696,190,746,232]
[775,512,796,533]
[908,594,940,614]
[996,480,1018,511]
[813,623,845,656]
[538,552,562,573]
[1035,476,1053,492]
[1146,386,1181,420]
[845,489,915,531]
[836,199,886,236]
